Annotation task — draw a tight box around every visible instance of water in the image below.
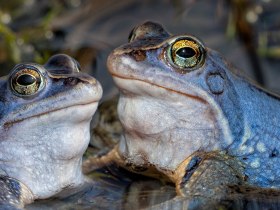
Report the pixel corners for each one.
[25,165,176,209]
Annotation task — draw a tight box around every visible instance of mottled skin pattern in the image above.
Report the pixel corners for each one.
[87,21,280,198]
[0,54,102,208]
[0,175,34,210]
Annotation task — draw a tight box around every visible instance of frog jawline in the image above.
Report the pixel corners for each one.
[4,101,99,128]
[111,73,207,104]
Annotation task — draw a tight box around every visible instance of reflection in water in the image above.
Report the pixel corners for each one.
[26,165,176,210]
[25,165,280,210]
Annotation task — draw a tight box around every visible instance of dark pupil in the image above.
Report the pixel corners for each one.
[17,74,36,86]
[176,47,196,58]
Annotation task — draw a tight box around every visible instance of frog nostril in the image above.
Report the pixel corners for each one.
[63,77,79,86]
[129,50,146,62]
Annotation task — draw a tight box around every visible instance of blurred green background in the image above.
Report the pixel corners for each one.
[0,0,279,98]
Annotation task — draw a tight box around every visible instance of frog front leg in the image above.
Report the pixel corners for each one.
[147,151,280,210]
[0,175,34,210]
[175,152,245,195]
[171,152,245,210]
[83,145,125,174]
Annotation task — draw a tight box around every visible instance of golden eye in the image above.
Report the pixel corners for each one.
[10,67,44,96]
[168,37,205,70]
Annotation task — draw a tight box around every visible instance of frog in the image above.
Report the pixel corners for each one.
[85,21,280,202]
[0,54,102,209]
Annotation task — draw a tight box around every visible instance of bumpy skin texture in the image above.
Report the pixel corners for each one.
[106,21,280,189]
[0,54,102,207]
[177,152,244,209]
[145,152,246,210]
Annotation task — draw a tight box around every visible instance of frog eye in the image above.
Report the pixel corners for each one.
[10,66,45,96]
[168,37,205,70]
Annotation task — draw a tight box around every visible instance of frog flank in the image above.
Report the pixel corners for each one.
[0,54,102,208]
[107,21,280,189]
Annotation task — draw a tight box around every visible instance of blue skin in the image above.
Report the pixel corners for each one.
[220,66,280,187]
[0,176,25,209]
[107,21,280,188]
[0,54,102,208]
[203,51,280,187]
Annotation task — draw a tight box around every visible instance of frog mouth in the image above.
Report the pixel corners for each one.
[110,73,206,104]
[4,101,99,128]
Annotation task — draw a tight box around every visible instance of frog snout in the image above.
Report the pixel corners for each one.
[44,54,80,75]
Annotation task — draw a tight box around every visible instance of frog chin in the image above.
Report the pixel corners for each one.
[0,102,98,199]
[114,77,233,172]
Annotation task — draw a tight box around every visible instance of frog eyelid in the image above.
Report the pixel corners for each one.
[165,35,206,72]
[10,65,46,97]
